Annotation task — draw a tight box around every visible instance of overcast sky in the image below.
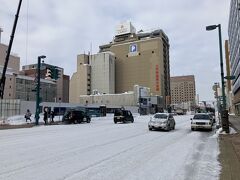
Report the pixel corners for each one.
[0,0,230,101]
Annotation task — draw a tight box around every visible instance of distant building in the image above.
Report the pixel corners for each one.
[15,75,57,102]
[99,22,171,108]
[0,41,69,102]
[69,52,115,103]
[228,0,240,115]
[21,63,69,103]
[0,43,20,99]
[170,75,196,105]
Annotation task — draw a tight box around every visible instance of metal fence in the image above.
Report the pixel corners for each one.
[0,99,21,121]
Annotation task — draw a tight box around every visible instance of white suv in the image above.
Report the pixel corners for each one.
[191,113,213,131]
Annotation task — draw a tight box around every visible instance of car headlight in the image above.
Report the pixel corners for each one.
[162,120,167,124]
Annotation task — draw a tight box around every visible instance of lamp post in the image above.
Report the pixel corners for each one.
[139,87,143,115]
[206,24,229,133]
[35,55,46,125]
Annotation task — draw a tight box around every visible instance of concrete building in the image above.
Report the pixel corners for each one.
[90,52,115,94]
[69,52,115,103]
[0,43,20,99]
[70,54,91,103]
[228,0,240,115]
[1,41,68,102]
[15,75,57,102]
[170,75,196,105]
[225,40,235,114]
[99,22,170,107]
[21,63,69,103]
[79,85,164,114]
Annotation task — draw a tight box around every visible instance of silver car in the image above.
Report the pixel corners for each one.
[148,113,176,131]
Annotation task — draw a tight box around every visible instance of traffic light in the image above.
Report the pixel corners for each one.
[45,67,60,80]
[54,68,60,80]
[46,67,55,79]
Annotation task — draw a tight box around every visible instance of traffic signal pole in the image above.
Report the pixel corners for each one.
[35,57,41,125]
[35,55,46,125]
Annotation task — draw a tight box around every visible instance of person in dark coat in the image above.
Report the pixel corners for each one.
[25,109,32,122]
[50,111,55,123]
[43,108,48,125]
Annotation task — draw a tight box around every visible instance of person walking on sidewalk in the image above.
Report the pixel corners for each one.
[43,108,48,125]
[25,109,32,122]
[50,111,55,123]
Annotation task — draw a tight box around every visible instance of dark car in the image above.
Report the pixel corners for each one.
[114,109,134,124]
[62,109,91,124]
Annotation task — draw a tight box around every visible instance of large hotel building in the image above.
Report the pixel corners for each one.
[228,0,240,114]
[99,22,171,106]
[70,22,171,107]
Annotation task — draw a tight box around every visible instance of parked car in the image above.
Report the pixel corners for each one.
[148,113,175,131]
[114,109,134,123]
[62,109,91,124]
[190,113,213,131]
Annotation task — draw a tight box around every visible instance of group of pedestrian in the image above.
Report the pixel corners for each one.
[25,108,55,125]
[43,108,55,125]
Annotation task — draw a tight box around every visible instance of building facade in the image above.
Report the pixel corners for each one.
[90,52,115,94]
[99,22,170,107]
[15,75,57,102]
[70,54,91,103]
[21,63,69,103]
[69,52,115,103]
[0,43,20,99]
[170,75,196,105]
[228,0,240,115]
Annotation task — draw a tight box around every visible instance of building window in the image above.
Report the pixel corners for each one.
[10,78,12,81]
[9,93,11,97]
[9,86,11,89]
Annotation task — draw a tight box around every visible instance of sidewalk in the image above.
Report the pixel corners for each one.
[219,115,240,180]
[0,121,61,130]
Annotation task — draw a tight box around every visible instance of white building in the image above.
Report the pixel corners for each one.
[90,52,115,94]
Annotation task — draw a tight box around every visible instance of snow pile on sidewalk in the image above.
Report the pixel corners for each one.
[211,126,237,138]
[216,127,237,135]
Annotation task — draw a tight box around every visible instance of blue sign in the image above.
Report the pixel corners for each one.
[130,44,137,52]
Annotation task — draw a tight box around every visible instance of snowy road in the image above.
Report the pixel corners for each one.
[0,115,220,180]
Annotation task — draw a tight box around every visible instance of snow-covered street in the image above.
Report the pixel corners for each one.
[0,115,221,180]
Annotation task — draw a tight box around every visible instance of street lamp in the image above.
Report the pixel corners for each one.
[139,87,143,115]
[35,55,46,125]
[206,24,229,133]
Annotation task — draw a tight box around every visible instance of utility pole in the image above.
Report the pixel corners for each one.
[35,56,46,125]
[0,0,22,99]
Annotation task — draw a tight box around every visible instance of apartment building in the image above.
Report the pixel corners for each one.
[170,75,196,105]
